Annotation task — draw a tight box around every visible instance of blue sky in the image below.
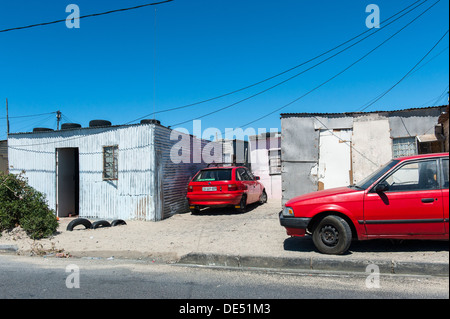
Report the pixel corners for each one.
[0,0,448,140]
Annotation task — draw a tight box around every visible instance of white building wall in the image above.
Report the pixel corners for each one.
[351,115,393,184]
[317,129,352,189]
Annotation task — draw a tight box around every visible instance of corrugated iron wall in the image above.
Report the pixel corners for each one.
[8,125,156,221]
[154,125,213,220]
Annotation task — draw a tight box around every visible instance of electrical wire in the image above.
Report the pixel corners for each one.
[125,0,428,124]
[357,30,449,112]
[218,0,442,135]
[0,0,173,33]
[170,0,438,128]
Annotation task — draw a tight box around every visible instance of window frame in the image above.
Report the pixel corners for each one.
[102,145,119,181]
[268,148,282,175]
[371,158,441,193]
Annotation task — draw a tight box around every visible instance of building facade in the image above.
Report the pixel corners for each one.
[280,106,447,204]
[8,121,213,221]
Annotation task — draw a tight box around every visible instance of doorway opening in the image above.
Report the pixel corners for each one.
[56,148,79,218]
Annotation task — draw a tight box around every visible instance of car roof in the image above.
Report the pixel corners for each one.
[201,165,244,170]
[395,152,449,162]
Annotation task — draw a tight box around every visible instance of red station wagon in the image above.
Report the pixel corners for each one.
[187,165,267,213]
[279,153,449,255]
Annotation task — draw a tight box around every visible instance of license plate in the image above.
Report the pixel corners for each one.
[202,187,217,192]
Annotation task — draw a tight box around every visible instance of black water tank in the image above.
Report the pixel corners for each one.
[61,123,82,130]
[33,127,54,132]
[89,120,112,127]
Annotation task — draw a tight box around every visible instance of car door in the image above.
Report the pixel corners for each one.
[245,168,259,203]
[441,158,449,234]
[236,168,253,203]
[363,158,445,236]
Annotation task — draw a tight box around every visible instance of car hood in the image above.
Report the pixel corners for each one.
[285,186,360,206]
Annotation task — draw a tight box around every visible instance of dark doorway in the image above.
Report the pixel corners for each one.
[56,148,79,217]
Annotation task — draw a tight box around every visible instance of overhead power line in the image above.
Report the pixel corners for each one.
[219,0,441,134]
[126,0,427,124]
[0,111,57,120]
[170,0,440,128]
[0,0,173,33]
[357,29,449,112]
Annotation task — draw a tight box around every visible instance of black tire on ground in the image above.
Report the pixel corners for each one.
[312,215,352,255]
[111,219,127,226]
[190,207,201,214]
[92,220,111,229]
[259,190,268,204]
[66,218,92,231]
[236,195,247,213]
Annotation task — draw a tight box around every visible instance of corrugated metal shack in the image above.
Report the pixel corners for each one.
[280,106,447,204]
[7,120,213,221]
[0,140,8,174]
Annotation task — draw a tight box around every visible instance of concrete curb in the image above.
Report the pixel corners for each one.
[0,245,19,254]
[177,253,449,277]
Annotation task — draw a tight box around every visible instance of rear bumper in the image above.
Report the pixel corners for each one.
[279,211,311,237]
[187,193,243,206]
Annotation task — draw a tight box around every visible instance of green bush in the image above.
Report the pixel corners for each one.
[0,173,58,239]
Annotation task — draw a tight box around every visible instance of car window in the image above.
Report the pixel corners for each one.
[245,168,255,181]
[193,169,232,181]
[382,159,439,192]
[443,158,449,189]
[237,168,251,181]
[355,160,399,190]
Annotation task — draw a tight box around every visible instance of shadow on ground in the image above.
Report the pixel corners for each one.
[284,236,449,254]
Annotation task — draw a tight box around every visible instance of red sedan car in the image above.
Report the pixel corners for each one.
[280,153,449,255]
[187,165,267,213]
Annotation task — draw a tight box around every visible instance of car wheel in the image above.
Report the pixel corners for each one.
[312,215,352,255]
[66,218,92,231]
[236,195,247,213]
[259,190,267,204]
[92,220,111,229]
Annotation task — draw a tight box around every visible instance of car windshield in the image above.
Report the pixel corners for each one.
[353,160,399,190]
[193,169,232,182]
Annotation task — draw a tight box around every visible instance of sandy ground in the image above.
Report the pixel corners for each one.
[1,200,449,265]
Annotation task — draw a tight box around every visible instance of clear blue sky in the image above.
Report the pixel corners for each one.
[0,0,448,140]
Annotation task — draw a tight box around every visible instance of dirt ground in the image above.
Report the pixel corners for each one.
[1,200,448,265]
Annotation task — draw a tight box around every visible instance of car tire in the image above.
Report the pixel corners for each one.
[190,207,200,214]
[312,215,352,255]
[259,190,268,204]
[66,218,92,231]
[92,220,111,229]
[111,219,127,226]
[236,195,247,213]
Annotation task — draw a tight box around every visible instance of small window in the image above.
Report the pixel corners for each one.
[103,145,118,180]
[392,137,417,158]
[269,149,281,175]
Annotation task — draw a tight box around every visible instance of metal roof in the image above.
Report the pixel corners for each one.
[280,105,447,118]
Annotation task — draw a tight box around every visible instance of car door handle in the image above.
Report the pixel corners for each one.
[421,198,436,203]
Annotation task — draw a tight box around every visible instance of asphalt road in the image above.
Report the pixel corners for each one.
[0,255,448,301]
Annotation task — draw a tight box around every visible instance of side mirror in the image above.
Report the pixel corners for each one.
[255,176,260,180]
[375,182,389,193]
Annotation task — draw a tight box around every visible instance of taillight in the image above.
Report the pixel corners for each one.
[188,185,193,192]
[228,184,238,191]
